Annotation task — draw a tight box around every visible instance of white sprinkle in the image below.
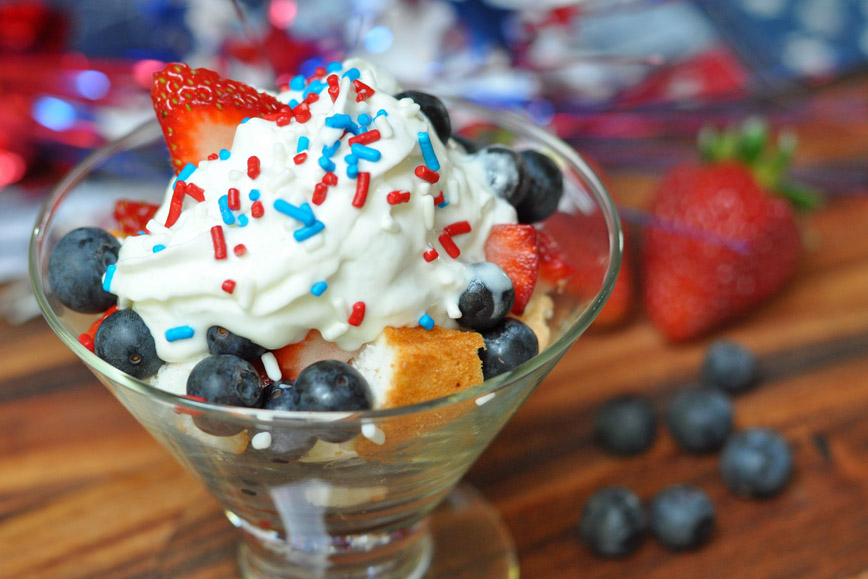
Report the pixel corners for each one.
[236,279,255,310]
[145,219,168,235]
[321,321,349,341]
[446,301,462,319]
[421,195,434,230]
[261,351,282,381]
[272,142,286,165]
[269,170,295,191]
[229,169,244,183]
[475,392,496,406]
[374,113,393,138]
[446,176,460,207]
[251,431,272,449]
[361,422,386,445]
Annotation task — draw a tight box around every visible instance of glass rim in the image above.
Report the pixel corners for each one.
[29,99,623,423]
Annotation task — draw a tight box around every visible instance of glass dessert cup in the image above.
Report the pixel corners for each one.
[30,101,622,578]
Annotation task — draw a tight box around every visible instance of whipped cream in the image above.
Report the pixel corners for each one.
[107,59,516,363]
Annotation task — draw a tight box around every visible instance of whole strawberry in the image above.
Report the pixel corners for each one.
[641,119,818,341]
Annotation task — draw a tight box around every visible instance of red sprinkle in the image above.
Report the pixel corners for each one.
[322,172,338,186]
[423,248,439,262]
[312,182,328,205]
[432,191,445,206]
[227,188,241,210]
[165,181,186,227]
[294,103,311,123]
[186,183,205,202]
[387,190,411,205]
[211,225,227,260]
[293,152,308,165]
[353,172,370,208]
[308,66,327,81]
[251,200,264,218]
[415,166,440,183]
[208,153,219,161]
[353,79,375,102]
[233,244,247,257]
[438,232,461,258]
[444,220,471,236]
[304,92,319,105]
[222,279,236,294]
[275,115,293,127]
[326,74,340,102]
[175,395,206,417]
[348,301,366,326]
[247,156,261,179]
[78,333,95,352]
[348,129,381,146]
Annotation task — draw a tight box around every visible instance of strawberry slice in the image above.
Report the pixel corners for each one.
[151,63,287,173]
[113,200,160,236]
[484,224,539,315]
[273,330,358,381]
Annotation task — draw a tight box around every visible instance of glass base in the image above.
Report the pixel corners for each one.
[157,483,518,578]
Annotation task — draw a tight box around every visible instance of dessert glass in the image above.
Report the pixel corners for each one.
[30,100,622,578]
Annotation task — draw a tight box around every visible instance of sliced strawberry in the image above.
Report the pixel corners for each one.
[273,330,358,381]
[151,63,287,173]
[113,200,160,236]
[538,212,634,328]
[484,224,539,316]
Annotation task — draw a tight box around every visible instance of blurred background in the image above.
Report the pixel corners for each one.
[2,0,867,319]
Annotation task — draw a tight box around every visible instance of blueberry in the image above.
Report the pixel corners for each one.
[665,387,733,453]
[594,395,657,456]
[478,318,539,380]
[458,262,515,331]
[474,145,528,207]
[514,150,564,223]
[451,133,479,154]
[701,340,760,395]
[648,484,715,551]
[94,309,163,379]
[187,354,263,408]
[254,381,318,456]
[206,326,267,359]
[293,360,372,412]
[48,227,119,313]
[578,486,646,558]
[394,90,451,143]
[720,428,793,498]
[187,354,263,436]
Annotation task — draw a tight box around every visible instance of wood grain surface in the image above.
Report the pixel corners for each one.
[2,83,868,578]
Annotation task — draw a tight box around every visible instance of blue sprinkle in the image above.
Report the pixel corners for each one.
[288,98,299,109]
[417,132,440,171]
[351,143,381,162]
[296,136,309,153]
[344,122,361,135]
[310,281,328,296]
[294,220,325,242]
[318,156,336,172]
[437,197,449,208]
[303,80,326,98]
[290,75,305,91]
[357,113,372,126]
[346,164,359,179]
[165,325,195,342]
[342,67,360,81]
[237,214,249,227]
[177,162,196,181]
[273,199,315,225]
[325,114,353,129]
[322,140,341,157]
[152,244,166,253]
[241,117,250,124]
[102,264,116,292]
[375,108,388,117]
[249,188,261,201]
[218,195,236,225]
[219,148,231,160]
[344,154,358,165]
[419,314,435,330]
[326,61,343,73]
